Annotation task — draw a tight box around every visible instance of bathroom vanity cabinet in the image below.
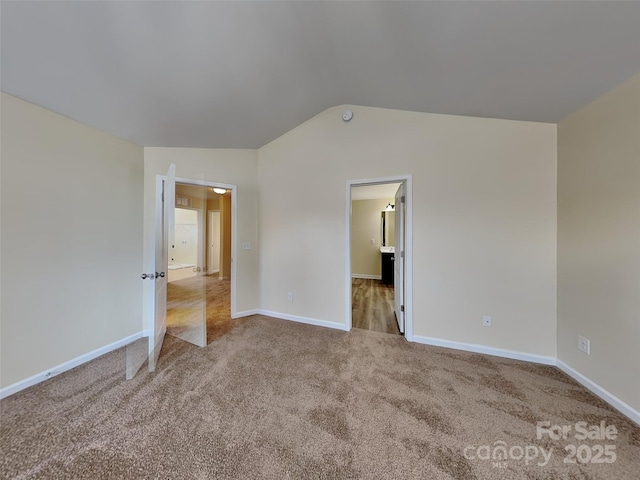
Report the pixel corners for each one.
[381,252,394,286]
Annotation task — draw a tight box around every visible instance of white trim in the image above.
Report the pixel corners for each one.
[346,175,413,341]
[0,331,146,399]
[233,309,259,318]
[411,335,639,425]
[351,274,382,280]
[556,360,640,426]
[412,335,556,365]
[258,310,349,332]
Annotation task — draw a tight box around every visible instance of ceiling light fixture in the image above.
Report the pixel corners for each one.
[212,187,226,195]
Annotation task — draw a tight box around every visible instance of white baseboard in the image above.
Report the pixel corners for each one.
[233,309,259,319]
[258,310,349,332]
[411,335,639,425]
[556,360,640,426]
[412,335,556,365]
[351,274,382,280]
[0,331,146,400]
[4,324,637,426]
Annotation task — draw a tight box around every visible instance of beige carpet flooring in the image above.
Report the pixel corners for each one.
[1,316,639,479]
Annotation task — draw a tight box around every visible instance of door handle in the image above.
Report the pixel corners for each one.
[141,273,155,280]
[155,272,165,278]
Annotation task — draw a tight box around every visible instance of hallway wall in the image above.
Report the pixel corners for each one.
[351,198,394,278]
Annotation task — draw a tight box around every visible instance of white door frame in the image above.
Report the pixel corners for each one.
[346,175,413,341]
[152,177,238,319]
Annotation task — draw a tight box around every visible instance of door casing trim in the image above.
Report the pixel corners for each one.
[151,177,238,325]
[346,175,413,341]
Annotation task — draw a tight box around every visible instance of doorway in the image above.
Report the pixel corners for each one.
[165,182,234,346]
[346,176,413,340]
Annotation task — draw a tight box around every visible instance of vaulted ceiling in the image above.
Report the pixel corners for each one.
[2,1,639,148]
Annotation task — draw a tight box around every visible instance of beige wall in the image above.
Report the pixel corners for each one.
[557,74,640,411]
[143,148,258,323]
[207,197,220,212]
[0,93,144,388]
[351,198,393,277]
[258,106,557,356]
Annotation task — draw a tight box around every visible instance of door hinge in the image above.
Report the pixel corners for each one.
[401,250,404,258]
[401,195,405,203]
[401,305,405,312]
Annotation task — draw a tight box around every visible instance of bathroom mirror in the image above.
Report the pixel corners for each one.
[381,210,396,246]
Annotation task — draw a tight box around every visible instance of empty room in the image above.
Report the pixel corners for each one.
[1,2,639,479]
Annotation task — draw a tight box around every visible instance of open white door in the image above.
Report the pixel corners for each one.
[394,183,405,333]
[149,164,175,371]
[165,179,207,348]
[126,164,175,378]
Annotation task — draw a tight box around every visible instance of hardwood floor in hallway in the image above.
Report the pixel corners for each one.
[167,274,233,345]
[352,278,400,335]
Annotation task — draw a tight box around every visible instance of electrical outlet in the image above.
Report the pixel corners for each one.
[483,315,492,327]
[578,336,590,355]
[288,292,294,302]
[242,242,251,250]
[370,238,376,245]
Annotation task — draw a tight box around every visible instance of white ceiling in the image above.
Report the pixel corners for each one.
[352,183,402,201]
[175,183,227,201]
[2,1,639,149]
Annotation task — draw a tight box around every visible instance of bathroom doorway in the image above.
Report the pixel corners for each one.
[347,176,413,339]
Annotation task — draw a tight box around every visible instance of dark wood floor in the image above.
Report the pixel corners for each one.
[352,278,400,335]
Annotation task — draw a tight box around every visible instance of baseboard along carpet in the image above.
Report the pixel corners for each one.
[1,316,638,479]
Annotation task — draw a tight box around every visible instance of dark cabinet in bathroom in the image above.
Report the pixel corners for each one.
[381,252,394,286]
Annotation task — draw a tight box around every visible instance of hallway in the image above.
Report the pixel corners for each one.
[167,275,232,345]
[352,278,400,335]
